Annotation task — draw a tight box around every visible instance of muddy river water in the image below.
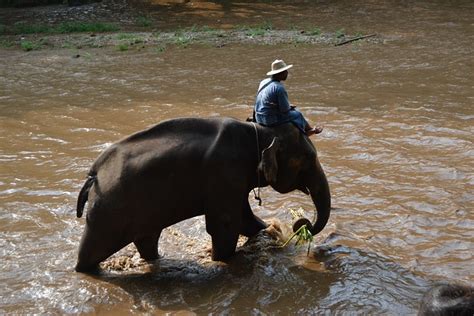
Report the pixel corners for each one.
[1,1,473,314]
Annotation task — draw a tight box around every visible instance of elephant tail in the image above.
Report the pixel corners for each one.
[76,173,96,218]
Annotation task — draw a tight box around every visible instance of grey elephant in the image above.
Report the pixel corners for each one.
[75,117,331,272]
[418,283,474,316]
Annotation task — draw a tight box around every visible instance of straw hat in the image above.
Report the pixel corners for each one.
[266,59,293,76]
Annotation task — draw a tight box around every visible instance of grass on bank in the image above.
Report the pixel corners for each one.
[238,21,273,37]
[6,21,119,35]
[0,20,364,52]
[136,16,152,28]
[20,40,43,51]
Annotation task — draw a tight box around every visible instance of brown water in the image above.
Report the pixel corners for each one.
[1,1,473,314]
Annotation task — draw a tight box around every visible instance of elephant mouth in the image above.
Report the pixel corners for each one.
[292,217,313,233]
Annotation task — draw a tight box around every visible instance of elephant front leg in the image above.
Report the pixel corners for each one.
[134,231,161,261]
[240,199,268,237]
[205,212,240,261]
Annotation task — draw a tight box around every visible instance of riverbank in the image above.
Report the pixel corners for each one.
[0,28,382,52]
[0,0,382,51]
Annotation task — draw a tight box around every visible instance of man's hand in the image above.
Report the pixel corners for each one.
[306,126,324,136]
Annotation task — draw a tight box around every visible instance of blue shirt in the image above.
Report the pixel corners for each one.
[254,78,292,126]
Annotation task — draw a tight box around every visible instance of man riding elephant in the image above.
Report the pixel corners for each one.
[253,59,323,136]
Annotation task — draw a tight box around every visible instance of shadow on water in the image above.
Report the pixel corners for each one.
[89,230,430,314]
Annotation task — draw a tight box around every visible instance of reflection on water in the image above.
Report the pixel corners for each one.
[1,1,473,314]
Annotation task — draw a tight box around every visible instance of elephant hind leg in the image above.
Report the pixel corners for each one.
[134,232,161,261]
[75,224,130,273]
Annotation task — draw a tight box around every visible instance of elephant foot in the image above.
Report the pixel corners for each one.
[240,215,268,237]
[134,233,160,261]
[75,262,101,274]
[210,229,239,262]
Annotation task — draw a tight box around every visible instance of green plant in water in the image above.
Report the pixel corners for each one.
[281,208,314,255]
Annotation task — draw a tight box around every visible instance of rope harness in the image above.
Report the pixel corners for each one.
[251,122,262,206]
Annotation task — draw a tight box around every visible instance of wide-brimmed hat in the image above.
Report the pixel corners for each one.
[266,59,293,76]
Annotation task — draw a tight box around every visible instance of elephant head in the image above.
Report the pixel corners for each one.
[258,123,331,235]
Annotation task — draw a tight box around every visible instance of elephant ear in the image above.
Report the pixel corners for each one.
[259,137,279,184]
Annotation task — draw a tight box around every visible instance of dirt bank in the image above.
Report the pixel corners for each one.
[0,0,382,50]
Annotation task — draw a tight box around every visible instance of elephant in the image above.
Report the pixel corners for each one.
[418,283,474,316]
[75,117,331,272]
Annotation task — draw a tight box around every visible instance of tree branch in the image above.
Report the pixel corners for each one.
[335,33,377,46]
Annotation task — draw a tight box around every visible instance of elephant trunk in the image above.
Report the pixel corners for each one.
[307,163,331,236]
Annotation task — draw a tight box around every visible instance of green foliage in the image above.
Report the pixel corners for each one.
[117,43,129,51]
[136,16,152,28]
[174,35,191,47]
[239,21,273,37]
[335,28,346,38]
[292,37,307,46]
[14,22,50,34]
[0,1,86,7]
[173,29,192,47]
[10,21,118,34]
[187,24,199,33]
[56,22,119,33]
[181,24,217,33]
[200,25,218,33]
[0,39,14,48]
[20,40,41,51]
[116,33,143,43]
[307,27,321,36]
[155,44,167,53]
[60,41,74,49]
[281,208,314,255]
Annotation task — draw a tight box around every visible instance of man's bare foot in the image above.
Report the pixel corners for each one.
[306,126,323,136]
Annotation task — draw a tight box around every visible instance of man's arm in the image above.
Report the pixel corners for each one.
[276,86,292,113]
